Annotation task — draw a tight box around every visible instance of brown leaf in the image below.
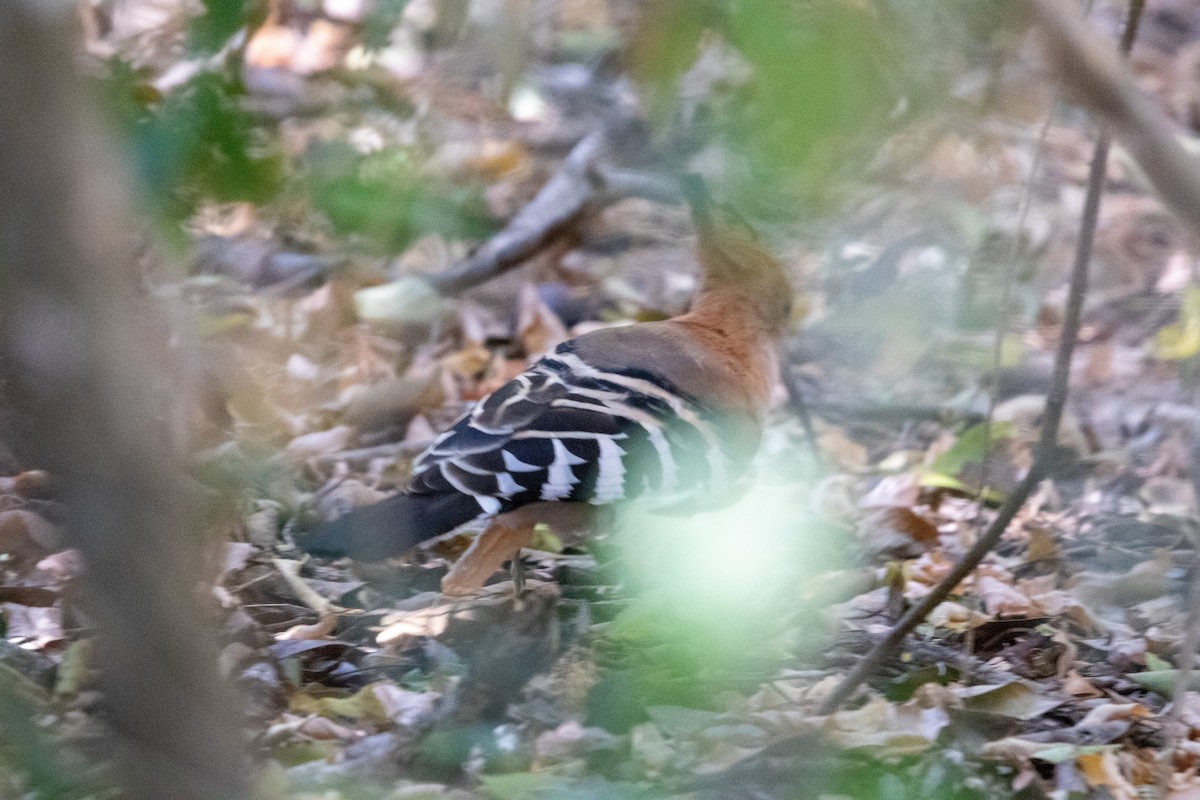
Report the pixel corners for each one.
[818,427,868,471]
[1025,526,1062,563]
[1076,751,1138,798]
[1062,670,1103,698]
[1071,552,1173,609]
[872,507,939,547]
[0,586,58,607]
[976,575,1036,617]
[0,510,60,561]
[0,470,52,499]
[342,372,443,433]
[858,473,920,508]
[517,284,569,359]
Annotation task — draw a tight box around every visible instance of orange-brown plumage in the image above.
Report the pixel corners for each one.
[302,177,793,593]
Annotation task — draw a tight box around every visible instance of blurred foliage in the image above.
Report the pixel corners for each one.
[630,0,1013,214]
[192,442,300,503]
[103,63,282,230]
[0,669,101,800]
[585,489,848,730]
[99,0,487,252]
[303,142,497,253]
[190,0,261,53]
[362,0,413,50]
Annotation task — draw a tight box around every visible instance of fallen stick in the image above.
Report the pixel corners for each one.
[818,0,1147,714]
[428,131,606,296]
[425,131,681,298]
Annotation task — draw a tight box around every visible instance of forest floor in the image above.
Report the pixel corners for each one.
[9,1,1200,798]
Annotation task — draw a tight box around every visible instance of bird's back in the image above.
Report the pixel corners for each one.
[409,320,767,518]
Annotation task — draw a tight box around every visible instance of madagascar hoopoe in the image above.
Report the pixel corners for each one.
[301,177,793,593]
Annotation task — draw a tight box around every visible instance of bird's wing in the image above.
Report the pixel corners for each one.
[410,326,761,512]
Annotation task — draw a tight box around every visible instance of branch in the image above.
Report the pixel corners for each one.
[1025,0,1200,232]
[425,132,681,297]
[817,0,1147,714]
[428,132,606,296]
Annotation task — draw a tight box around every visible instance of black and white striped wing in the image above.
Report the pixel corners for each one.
[409,342,749,514]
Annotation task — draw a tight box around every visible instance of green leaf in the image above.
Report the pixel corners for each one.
[190,0,249,52]
[105,68,281,225]
[929,422,1014,477]
[921,422,1013,500]
[1127,670,1200,698]
[362,0,412,50]
[306,143,496,252]
[480,773,558,800]
[1145,652,1173,672]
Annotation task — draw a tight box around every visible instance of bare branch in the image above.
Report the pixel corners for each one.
[1026,0,1200,232]
[818,0,1147,715]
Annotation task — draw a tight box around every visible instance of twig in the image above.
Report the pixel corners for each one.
[593,165,682,206]
[780,365,824,468]
[964,39,1069,676]
[974,53,1067,510]
[817,0,1146,715]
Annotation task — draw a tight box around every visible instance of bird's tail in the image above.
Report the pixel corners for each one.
[298,491,482,561]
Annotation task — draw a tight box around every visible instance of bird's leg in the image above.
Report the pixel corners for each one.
[509,550,526,596]
[441,518,533,596]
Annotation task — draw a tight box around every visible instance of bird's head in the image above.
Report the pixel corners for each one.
[681,176,795,337]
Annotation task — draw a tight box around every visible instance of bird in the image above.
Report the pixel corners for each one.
[300,176,794,594]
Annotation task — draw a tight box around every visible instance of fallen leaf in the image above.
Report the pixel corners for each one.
[1063,670,1103,698]
[285,425,355,459]
[0,510,60,558]
[953,682,1064,720]
[517,283,569,358]
[870,507,939,547]
[296,714,362,741]
[1077,750,1138,798]
[276,613,337,641]
[3,603,63,649]
[1071,552,1173,609]
[272,559,340,615]
[976,576,1036,617]
[1127,670,1200,698]
[369,683,438,727]
[376,605,452,645]
[818,427,868,471]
